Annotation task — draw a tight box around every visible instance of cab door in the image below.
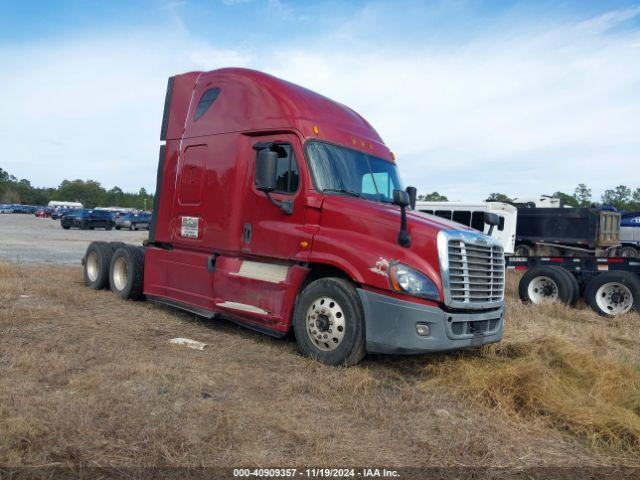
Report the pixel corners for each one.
[240,133,312,262]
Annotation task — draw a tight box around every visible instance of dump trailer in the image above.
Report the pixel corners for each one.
[514,207,620,257]
[81,68,505,366]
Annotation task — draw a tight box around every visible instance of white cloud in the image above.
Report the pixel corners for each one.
[0,6,639,201]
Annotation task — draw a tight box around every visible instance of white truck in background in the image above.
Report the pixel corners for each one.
[511,195,562,208]
[415,201,517,254]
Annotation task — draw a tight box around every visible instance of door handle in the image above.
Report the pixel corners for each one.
[207,253,219,273]
[243,223,252,244]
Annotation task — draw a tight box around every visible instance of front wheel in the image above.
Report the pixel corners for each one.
[293,277,366,366]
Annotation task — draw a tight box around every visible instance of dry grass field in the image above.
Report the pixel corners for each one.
[1,262,639,472]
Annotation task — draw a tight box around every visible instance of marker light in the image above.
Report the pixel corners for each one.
[313,126,319,135]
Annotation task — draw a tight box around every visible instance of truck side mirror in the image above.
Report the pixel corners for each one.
[484,212,499,236]
[255,149,278,192]
[405,186,417,210]
[393,190,410,207]
[393,189,411,248]
[253,143,293,215]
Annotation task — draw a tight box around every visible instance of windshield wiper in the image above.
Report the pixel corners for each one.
[322,188,361,197]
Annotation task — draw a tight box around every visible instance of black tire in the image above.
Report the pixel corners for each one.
[115,226,121,230]
[619,246,639,258]
[109,246,145,300]
[518,266,574,305]
[550,266,580,305]
[514,244,534,256]
[106,224,113,231]
[80,221,88,230]
[83,241,114,290]
[62,225,70,230]
[584,271,640,317]
[538,245,560,256]
[293,277,366,366]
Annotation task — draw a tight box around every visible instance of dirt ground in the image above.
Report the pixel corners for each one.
[0,214,147,265]
[1,261,639,474]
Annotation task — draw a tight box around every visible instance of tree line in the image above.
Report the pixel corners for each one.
[0,167,154,210]
[420,184,640,211]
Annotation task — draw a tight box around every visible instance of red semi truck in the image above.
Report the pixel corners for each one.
[82,68,505,365]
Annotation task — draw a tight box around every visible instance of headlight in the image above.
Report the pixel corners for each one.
[388,263,440,301]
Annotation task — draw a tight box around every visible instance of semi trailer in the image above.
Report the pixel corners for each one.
[508,255,640,317]
[81,68,505,365]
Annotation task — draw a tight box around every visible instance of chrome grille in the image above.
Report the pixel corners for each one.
[445,237,505,307]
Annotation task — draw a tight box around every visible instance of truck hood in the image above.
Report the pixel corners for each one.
[311,195,480,300]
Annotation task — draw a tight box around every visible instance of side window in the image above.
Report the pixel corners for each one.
[194,87,220,121]
[362,172,391,198]
[452,210,471,226]
[471,211,485,231]
[435,210,452,220]
[420,209,434,215]
[273,144,299,194]
[498,216,505,231]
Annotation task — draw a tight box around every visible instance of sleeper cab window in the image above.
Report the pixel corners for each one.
[194,87,221,121]
[273,144,299,194]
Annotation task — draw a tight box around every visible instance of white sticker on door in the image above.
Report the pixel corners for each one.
[181,216,199,238]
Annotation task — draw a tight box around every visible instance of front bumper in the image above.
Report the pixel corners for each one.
[357,289,504,355]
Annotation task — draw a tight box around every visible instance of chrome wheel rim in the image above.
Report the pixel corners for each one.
[595,283,633,315]
[305,297,346,351]
[112,257,128,291]
[86,252,99,282]
[528,276,559,304]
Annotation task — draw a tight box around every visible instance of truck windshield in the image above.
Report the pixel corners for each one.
[306,141,404,203]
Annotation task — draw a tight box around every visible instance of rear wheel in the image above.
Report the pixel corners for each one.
[552,266,580,305]
[109,246,145,300]
[584,271,640,317]
[514,244,534,256]
[293,277,366,366]
[83,241,114,290]
[518,266,574,305]
[619,246,639,258]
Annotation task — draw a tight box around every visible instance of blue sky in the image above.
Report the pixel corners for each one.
[1,0,639,201]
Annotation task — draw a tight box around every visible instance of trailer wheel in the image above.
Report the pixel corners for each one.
[619,246,639,258]
[109,246,145,300]
[518,266,574,305]
[584,271,640,317]
[514,244,534,256]
[83,241,114,290]
[293,277,366,366]
[553,266,580,305]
